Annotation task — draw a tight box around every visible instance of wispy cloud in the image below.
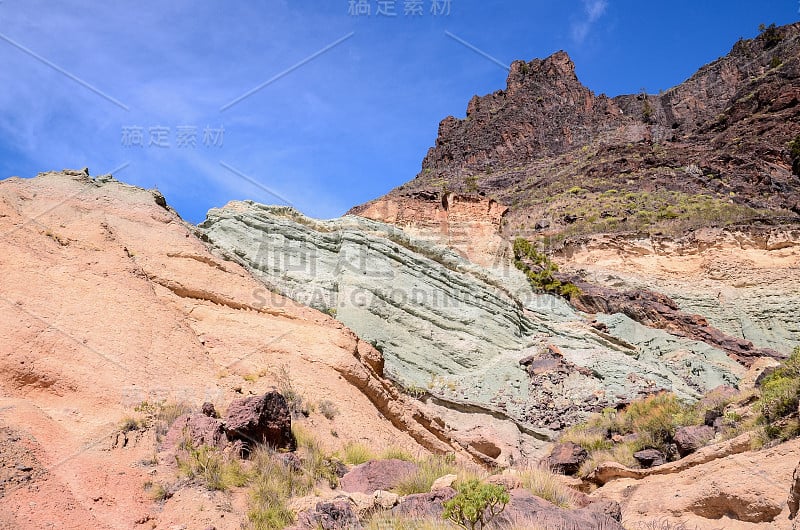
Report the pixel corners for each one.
[571,0,608,44]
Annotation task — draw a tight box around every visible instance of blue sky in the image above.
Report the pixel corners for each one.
[0,1,797,222]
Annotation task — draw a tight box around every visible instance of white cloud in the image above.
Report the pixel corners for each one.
[571,0,609,44]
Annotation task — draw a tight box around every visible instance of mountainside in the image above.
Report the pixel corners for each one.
[352,22,800,242]
[4,20,800,530]
[0,171,474,528]
[199,200,794,439]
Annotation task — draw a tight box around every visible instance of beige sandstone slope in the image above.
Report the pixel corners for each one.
[558,228,800,354]
[592,435,800,529]
[0,170,456,529]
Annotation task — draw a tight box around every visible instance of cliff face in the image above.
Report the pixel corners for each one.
[355,22,800,241]
[201,202,757,444]
[0,171,473,527]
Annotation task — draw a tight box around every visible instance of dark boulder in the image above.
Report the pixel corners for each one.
[294,499,361,530]
[633,449,666,468]
[223,391,295,453]
[546,442,588,475]
[163,413,227,451]
[674,425,715,457]
[392,487,456,518]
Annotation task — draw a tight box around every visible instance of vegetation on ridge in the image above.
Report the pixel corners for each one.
[512,237,580,299]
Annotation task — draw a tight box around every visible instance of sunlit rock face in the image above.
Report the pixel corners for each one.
[200,201,746,432]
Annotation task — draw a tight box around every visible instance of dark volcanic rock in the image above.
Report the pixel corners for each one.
[546,442,588,475]
[633,448,666,468]
[567,279,784,366]
[674,425,716,457]
[494,489,624,530]
[789,460,800,520]
[223,391,295,452]
[356,22,800,237]
[340,459,419,494]
[293,499,362,530]
[392,487,456,518]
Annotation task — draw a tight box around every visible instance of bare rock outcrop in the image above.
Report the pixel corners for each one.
[223,391,296,452]
[339,459,419,494]
[546,442,588,476]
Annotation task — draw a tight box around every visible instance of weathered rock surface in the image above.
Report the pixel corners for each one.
[674,424,716,458]
[494,489,624,529]
[546,442,588,475]
[292,499,362,530]
[0,170,456,528]
[223,391,296,451]
[391,487,457,519]
[560,228,800,356]
[789,460,800,520]
[200,202,751,443]
[339,459,418,494]
[163,412,227,451]
[360,23,800,239]
[633,449,666,468]
[594,435,800,529]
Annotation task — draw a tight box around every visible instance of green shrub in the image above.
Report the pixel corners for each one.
[512,238,581,300]
[276,364,307,417]
[119,416,142,432]
[292,425,341,488]
[442,480,509,530]
[176,443,248,491]
[758,347,800,429]
[759,23,783,49]
[248,448,306,530]
[143,481,170,502]
[381,447,415,462]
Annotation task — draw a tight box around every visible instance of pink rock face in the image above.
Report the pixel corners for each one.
[223,391,295,452]
[339,459,419,494]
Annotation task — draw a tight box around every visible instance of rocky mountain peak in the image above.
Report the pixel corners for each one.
[374,22,800,241]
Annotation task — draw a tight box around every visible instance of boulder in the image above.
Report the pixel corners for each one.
[293,499,361,530]
[674,425,715,457]
[163,412,227,451]
[346,490,399,518]
[223,391,295,453]
[392,487,456,518]
[430,474,457,491]
[340,459,419,494]
[633,449,666,468]
[493,489,624,529]
[201,402,219,418]
[546,442,588,475]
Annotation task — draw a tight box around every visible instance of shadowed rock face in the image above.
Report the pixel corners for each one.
[200,202,748,438]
